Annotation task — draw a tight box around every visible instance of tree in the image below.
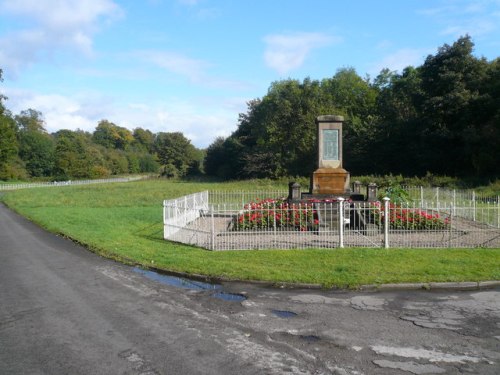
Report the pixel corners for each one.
[154,132,199,177]
[0,112,18,179]
[0,70,22,179]
[138,153,159,173]
[373,66,424,174]
[54,130,107,179]
[322,68,379,174]
[132,127,155,152]
[418,35,490,176]
[204,136,245,179]
[15,109,55,177]
[228,78,337,178]
[92,120,134,150]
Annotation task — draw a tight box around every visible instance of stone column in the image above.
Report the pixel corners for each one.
[311,115,350,195]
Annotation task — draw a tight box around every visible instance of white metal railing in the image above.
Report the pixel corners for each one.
[163,191,500,250]
[401,186,499,228]
[163,191,210,240]
[0,176,146,191]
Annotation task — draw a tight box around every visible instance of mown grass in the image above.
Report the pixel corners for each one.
[1,179,499,288]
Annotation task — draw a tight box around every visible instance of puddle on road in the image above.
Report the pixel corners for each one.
[272,310,298,318]
[133,267,222,291]
[212,292,247,302]
[133,267,247,303]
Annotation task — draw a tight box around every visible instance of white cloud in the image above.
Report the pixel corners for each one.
[4,87,112,132]
[368,48,429,76]
[137,50,210,83]
[136,50,252,90]
[263,32,341,75]
[119,97,245,147]
[4,87,244,148]
[0,0,122,76]
[418,0,500,38]
[440,19,496,38]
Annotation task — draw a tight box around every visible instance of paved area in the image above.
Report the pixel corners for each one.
[1,203,499,374]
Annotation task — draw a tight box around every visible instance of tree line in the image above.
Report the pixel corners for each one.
[0,95,204,180]
[204,36,500,181]
[1,36,499,182]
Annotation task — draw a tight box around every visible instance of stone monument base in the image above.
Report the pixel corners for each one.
[310,168,350,195]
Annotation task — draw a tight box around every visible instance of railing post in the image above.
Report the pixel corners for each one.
[448,204,453,248]
[383,197,390,249]
[162,201,166,239]
[453,189,456,216]
[210,209,215,250]
[472,191,476,222]
[338,198,345,248]
[436,187,440,213]
[497,196,500,229]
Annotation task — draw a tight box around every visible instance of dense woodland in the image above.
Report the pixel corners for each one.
[206,36,500,181]
[1,36,499,182]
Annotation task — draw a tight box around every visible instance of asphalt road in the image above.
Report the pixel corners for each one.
[1,202,499,375]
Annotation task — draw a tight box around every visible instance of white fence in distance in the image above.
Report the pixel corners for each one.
[163,189,500,250]
[0,176,145,191]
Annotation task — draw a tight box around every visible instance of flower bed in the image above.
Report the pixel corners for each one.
[233,198,320,232]
[370,201,450,230]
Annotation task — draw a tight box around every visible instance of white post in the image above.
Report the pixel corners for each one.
[452,189,456,216]
[497,196,500,229]
[448,205,453,248]
[472,191,476,222]
[338,198,345,248]
[420,186,424,207]
[436,187,440,214]
[210,209,215,250]
[162,201,166,239]
[383,197,390,249]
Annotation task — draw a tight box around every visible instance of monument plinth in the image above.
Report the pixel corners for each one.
[310,115,350,196]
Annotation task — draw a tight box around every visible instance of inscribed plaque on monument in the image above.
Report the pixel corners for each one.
[322,129,339,161]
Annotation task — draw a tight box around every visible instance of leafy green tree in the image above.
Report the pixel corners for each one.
[204,136,245,179]
[204,136,226,176]
[132,127,155,152]
[15,109,55,177]
[54,130,107,179]
[92,120,134,150]
[103,148,129,175]
[373,66,424,174]
[138,153,159,173]
[0,70,22,179]
[418,35,489,176]
[229,78,337,178]
[0,113,19,179]
[322,68,379,173]
[154,132,199,177]
[469,57,500,176]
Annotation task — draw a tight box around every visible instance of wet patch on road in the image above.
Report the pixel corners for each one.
[133,267,222,291]
[299,334,321,343]
[272,310,298,318]
[133,267,248,303]
[212,292,247,302]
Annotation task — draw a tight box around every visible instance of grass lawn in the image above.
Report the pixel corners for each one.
[1,178,499,288]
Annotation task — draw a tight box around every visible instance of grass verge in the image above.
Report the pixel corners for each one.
[1,178,499,288]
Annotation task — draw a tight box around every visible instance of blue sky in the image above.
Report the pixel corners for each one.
[1,0,499,148]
